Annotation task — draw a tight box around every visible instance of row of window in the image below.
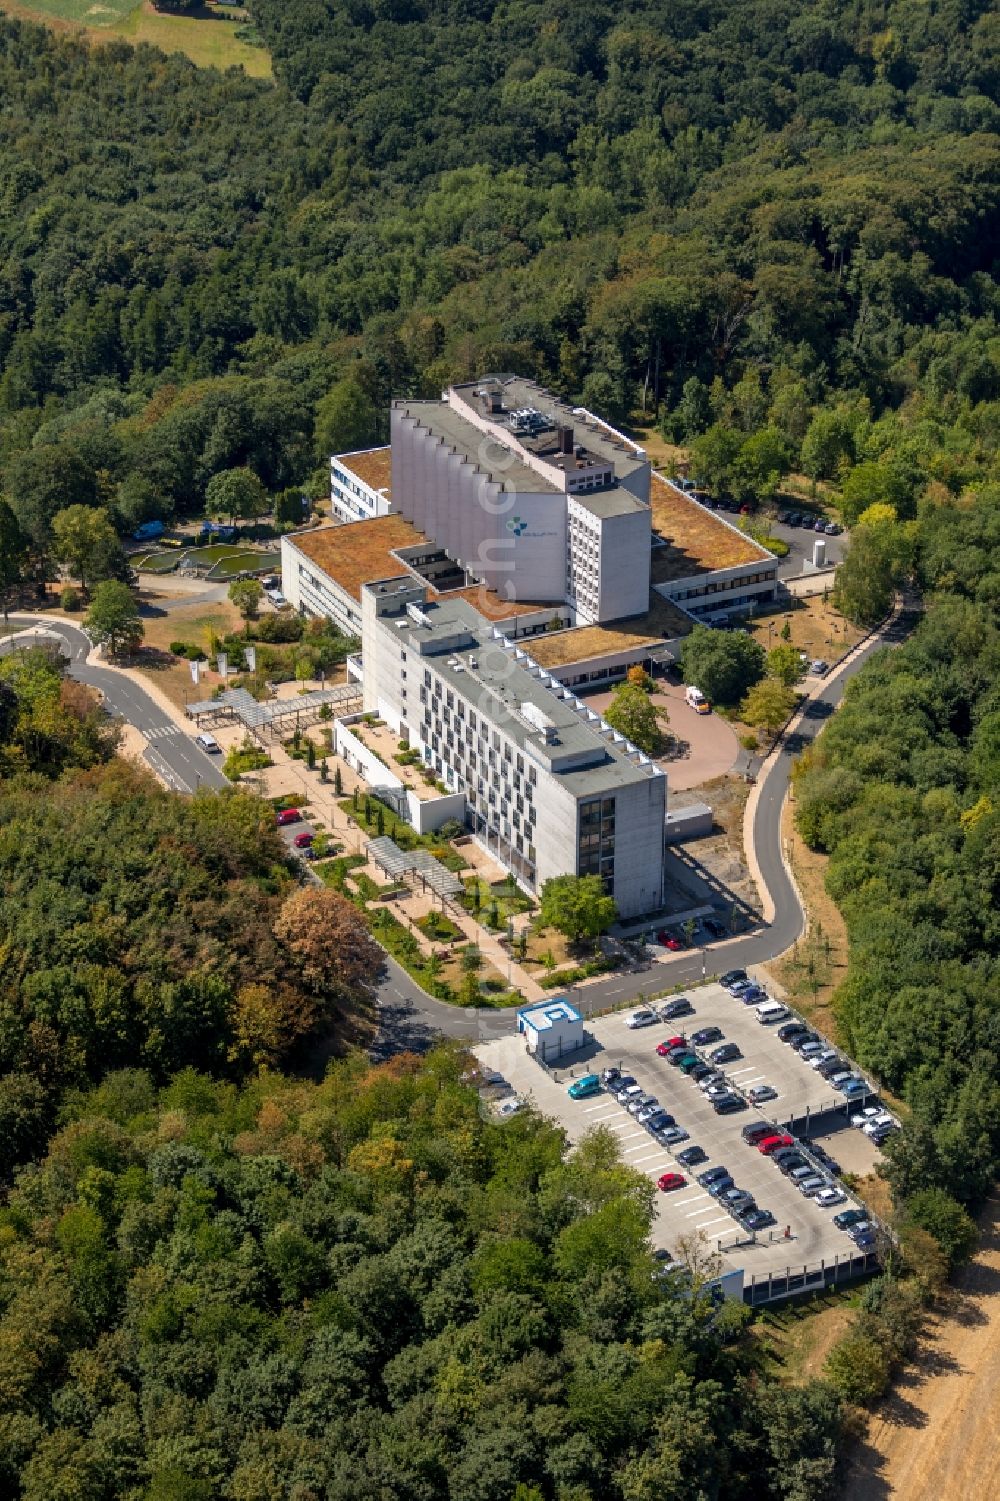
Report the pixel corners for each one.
[671,568,777,602]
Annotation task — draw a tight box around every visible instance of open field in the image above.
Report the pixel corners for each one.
[749,596,864,664]
[844,1194,1000,1501]
[0,0,272,76]
[757,1287,859,1385]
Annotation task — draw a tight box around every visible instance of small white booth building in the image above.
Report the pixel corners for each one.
[517,999,584,1062]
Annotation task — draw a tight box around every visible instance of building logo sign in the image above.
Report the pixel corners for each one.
[506,515,528,536]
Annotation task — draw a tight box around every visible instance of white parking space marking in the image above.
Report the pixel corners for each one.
[693,1215,731,1229]
[633,1150,670,1165]
[620,1129,646,1141]
[728,1066,757,1078]
[583,1101,615,1114]
[624,1141,657,1154]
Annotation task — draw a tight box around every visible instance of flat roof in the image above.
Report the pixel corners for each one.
[380,591,663,795]
[333,446,392,497]
[453,375,649,483]
[398,399,554,492]
[289,518,558,621]
[525,595,693,670]
[649,472,772,581]
[573,487,646,519]
[518,999,583,1030]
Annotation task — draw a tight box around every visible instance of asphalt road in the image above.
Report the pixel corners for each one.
[4,616,229,794]
[370,595,921,1051]
[4,601,917,1056]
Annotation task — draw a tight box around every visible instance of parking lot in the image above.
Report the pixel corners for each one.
[475,979,883,1281]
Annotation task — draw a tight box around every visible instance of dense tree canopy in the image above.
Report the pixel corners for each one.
[0,1051,845,1501]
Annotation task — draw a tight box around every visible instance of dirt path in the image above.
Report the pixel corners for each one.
[842,1194,1000,1500]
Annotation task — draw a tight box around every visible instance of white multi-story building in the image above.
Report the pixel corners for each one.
[330,447,392,525]
[389,376,652,623]
[360,577,666,919]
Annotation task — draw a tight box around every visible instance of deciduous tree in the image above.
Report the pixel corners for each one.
[84,580,143,657]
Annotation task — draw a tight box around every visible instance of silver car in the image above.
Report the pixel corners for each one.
[798,1175,829,1197]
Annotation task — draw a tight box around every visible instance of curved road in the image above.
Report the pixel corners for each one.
[371,596,920,1053]
[3,615,229,794]
[4,603,918,1056]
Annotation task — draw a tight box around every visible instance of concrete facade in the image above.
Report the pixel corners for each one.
[390,377,652,623]
[360,578,667,919]
[329,448,392,525]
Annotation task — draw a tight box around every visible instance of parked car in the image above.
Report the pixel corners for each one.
[657,930,684,951]
[815,1187,847,1208]
[703,917,726,939]
[720,969,747,987]
[658,1125,690,1145]
[756,1002,789,1024]
[677,1145,707,1167]
[657,1035,688,1055]
[643,1110,673,1132]
[727,978,753,995]
[601,1067,623,1088]
[495,1098,523,1118]
[742,1122,776,1145]
[824,521,842,535]
[688,1063,713,1082]
[788,1031,818,1051]
[869,1124,896,1146]
[710,1042,743,1064]
[798,1041,825,1059]
[617,1084,644,1106]
[776,1154,809,1176]
[843,1081,869,1101]
[567,1074,601,1100]
[677,1054,701,1073]
[293,831,314,849]
[851,1105,883,1128]
[636,1100,664,1123]
[692,1026,724,1046]
[718,1187,755,1212]
[827,1071,854,1088]
[798,1175,829,1196]
[809,658,830,675]
[759,1133,794,1155]
[778,1021,809,1043]
[713,1094,747,1114]
[195,732,221,753]
[817,1057,848,1078]
[739,1207,776,1231]
[748,1084,778,1104]
[611,1074,637,1096]
[702,1084,732,1102]
[707,1174,737,1197]
[276,808,302,826]
[788,1164,816,1184]
[698,1165,731,1186]
[658,997,694,1019]
[738,984,767,1004]
[657,1172,686,1192]
[834,1208,870,1230]
[626,1008,658,1029]
[851,1229,878,1251]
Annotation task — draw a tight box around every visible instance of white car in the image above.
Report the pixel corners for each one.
[851,1105,882,1127]
[265,587,287,607]
[747,1084,778,1104]
[815,1187,847,1208]
[799,1175,829,1197]
[195,733,221,753]
[495,1098,523,1119]
[810,1049,839,1070]
[626,1008,657,1029]
[862,1113,894,1136]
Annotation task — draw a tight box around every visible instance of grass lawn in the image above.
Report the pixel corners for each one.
[4,0,272,74]
[755,1287,859,1386]
[748,596,865,665]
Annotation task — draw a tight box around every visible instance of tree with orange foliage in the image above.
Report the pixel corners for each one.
[272,885,382,1004]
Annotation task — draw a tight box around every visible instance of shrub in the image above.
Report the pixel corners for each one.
[824,1332,892,1404]
[60,585,82,611]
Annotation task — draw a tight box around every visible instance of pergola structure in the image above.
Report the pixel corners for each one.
[186,684,362,742]
[367,835,464,899]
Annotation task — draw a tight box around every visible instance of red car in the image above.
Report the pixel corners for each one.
[658,930,684,951]
[293,831,314,848]
[657,1172,686,1192]
[758,1133,794,1155]
[656,1036,687,1056]
[276,808,301,826]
